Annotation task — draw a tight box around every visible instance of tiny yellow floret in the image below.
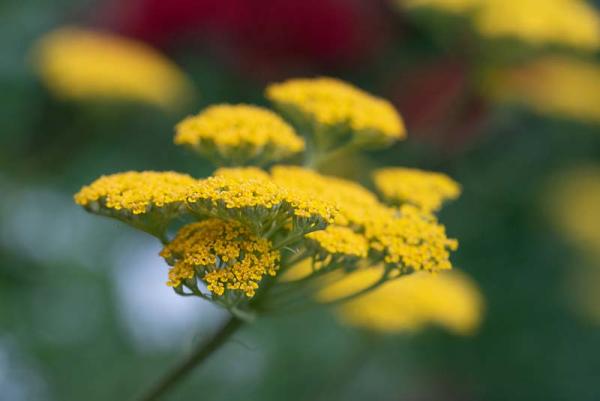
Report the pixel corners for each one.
[373,167,461,212]
[161,219,280,297]
[266,77,405,144]
[175,104,305,165]
[32,26,192,110]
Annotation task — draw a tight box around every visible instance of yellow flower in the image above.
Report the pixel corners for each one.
[175,104,305,165]
[161,219,280,298]
[307,225,369,259]
[271,167,457,272]
[402,0,480,12]
[486,56,600,124]
[185,172,337,235]
[321,267,484,335]
[546,166,600,256]
[474,0,600,50]
[365,205,458,272]
[373,167,461,212]
[32,27,193,110]
[271,165,383,227]
[266,77,405,145]
[75,171,195,214]
[213,166,271,181]
[402,0,600,50]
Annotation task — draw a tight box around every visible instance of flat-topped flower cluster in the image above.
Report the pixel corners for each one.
[75,77,469,328]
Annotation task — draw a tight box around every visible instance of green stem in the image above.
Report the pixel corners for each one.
[134,317,243,401]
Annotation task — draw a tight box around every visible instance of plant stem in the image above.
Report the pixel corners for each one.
[135,316,243,401]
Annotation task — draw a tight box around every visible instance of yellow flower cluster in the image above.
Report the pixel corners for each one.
[373,167,461,212]
[321,267,483,335]
[266,77,405,144]
[365,205,458,272]
[32,27,192,110]
[161,219,280,297]
[271,165,382,227]
[74,171,196,215]
[186,170,337,234]
[271,166,457,272]
[307,226,369,258]
[403,0,600,50]
[175,104,305,164]
[486,56,600,124]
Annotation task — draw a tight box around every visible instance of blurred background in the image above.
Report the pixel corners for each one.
[2,0,600,400]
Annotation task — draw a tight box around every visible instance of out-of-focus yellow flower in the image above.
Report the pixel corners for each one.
[401,0,600,50]
[32,26,193,110]
[402,0,479,13]
[175,104,305,165]
[373,167,461,212]
[161,219,280,298]
[546,166,600,255]
[474,0,600,50]
[266,77,405,146]
[486,56,600,124]
[320,267,484,335]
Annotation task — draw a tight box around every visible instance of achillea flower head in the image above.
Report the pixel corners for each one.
[175,104,305,165]
[32,27,192,110]
[474,0,600,50]
[214,166,271,181]
[161,219,280,298]
[271,166,457,272]
[185,173,337,236]
[365,205,458,272]
[403,0,600,50]
[373,167,461,212]
[266,77,405,146]
[321,267,483,335]
[74,171,196,237]
[486,56,600,124]
[307,225,369,259]
[271,165,383,227]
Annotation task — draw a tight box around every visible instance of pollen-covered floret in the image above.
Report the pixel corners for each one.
[266,77,405,144]
[32,26,192,110]
[373,167,461,212]
[161,219,280,297]
[75,171,196,215]
[307,225,369,258]
[365,205,458,272]
[185,172,337,235]
[175,104,305,165]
